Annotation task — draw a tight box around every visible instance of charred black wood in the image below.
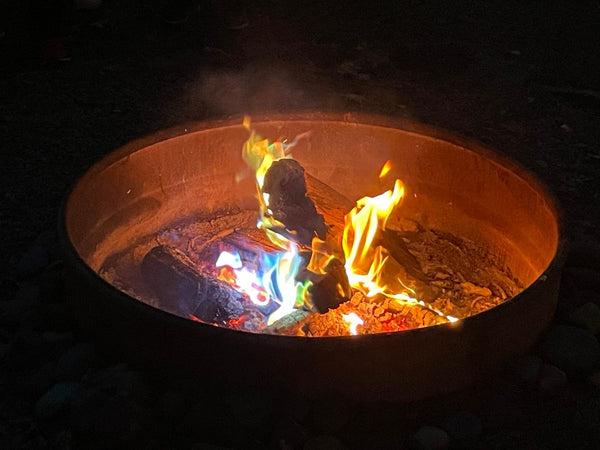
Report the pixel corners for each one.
[308,259,352,313]
[380,229,429,283]
[262,159,328,246]
[141,245,244,323]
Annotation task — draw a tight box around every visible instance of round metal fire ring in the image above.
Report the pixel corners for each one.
[58,113,565,402]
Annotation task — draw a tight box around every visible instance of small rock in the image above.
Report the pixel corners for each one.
[542,325,600,373]
[35,382,81,419]
[442,411,482,441]
[538,363,567,394]
[304,435,347,450]
[17,245,49,278]
[413,426,450,450]
[513,355,543,384]
[569,302,600,334]
[55,343,96,381]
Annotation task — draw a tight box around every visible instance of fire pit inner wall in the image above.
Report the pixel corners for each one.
[62,114,562,401]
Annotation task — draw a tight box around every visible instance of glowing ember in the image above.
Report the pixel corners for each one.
[342,312,364,335]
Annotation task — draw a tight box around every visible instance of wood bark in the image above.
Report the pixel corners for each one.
[141,245,245,323]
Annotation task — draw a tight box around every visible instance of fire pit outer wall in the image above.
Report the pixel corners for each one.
[59,113,564,402]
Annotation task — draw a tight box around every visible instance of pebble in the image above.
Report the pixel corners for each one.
[17,245,49,278]
[538,363,567,394]
[55,343,96,381]
[304,435,348,450]
[442,411,482,441]
[569,302,600,334]
[35,382,81,419]
[413,426,450,450]
[513,355,543,385]
[542,325,600,373]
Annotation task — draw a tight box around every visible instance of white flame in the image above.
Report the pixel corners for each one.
[342,312,364,335]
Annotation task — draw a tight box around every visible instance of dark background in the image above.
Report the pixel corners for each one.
[1,1,599,448]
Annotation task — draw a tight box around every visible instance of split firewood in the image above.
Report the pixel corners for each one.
[306,171,438,302]
[141,245,244,323]
[262,308,313,335]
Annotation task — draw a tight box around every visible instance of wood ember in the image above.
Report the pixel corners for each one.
[140,245,247,326]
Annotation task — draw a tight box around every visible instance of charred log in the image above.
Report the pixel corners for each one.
[141,245,244,323]
[307,259,352,313]
[262,159,328,246]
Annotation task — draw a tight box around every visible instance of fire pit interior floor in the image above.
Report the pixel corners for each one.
[100,206,523,336]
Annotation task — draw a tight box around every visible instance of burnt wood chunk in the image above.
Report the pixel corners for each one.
[141,245,244,323]
[262,308,312,335]
[262,159,327,246]
[308,259,352,313]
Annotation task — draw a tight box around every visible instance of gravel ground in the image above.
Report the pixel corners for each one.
[1,1,599,448]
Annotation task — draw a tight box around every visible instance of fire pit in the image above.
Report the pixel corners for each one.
[59,113,564,401]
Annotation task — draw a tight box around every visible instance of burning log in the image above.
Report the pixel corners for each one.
[262,159,328,246]
[307,259,352,313]
[141,245,245,324]
[306,172,439,303]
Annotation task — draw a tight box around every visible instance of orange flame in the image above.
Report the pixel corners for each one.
[342,179,410,298]
[378,160,392,178]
